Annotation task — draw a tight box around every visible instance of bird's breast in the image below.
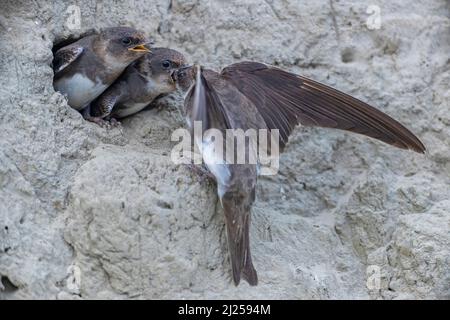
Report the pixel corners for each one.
[54,73,108,110]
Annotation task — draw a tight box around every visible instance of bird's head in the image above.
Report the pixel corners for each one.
[135,48,187,93]
[173,64,197,92]
[100,27,152,66]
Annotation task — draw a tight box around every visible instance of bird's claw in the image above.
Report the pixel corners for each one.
[107,117,121,128]
[85,116,121,129]
[84,116,109,127]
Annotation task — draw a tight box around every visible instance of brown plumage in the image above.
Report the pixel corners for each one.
[221,62,425,153]
[53,27,151,110]
[174,62,425,286]
[181,68,264,286]
[86,48,186,126]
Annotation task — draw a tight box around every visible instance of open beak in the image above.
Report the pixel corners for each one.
[128,43,151,53]
[178,64,193,71]
[177,64,193,74]
[170,70,177,84]
[172,64,192,83]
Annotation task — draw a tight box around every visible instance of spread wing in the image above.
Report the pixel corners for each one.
[53,46,84,74]
[221,61,425,153]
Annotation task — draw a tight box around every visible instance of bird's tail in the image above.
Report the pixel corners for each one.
[222,196,258,286]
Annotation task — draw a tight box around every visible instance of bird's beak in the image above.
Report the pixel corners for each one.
[172,64,193,83]
[169,72,176,84]
[178,64,193,72]
[129,43,151,53]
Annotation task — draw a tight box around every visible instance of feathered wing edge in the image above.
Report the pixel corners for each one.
[53,46,84,74]
[221,61,425,153]
[185,66,231,133]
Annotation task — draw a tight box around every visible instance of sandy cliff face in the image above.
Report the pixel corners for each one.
[0,0,449,299]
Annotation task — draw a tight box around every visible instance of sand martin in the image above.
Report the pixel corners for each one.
[53,27,151,110]
[86,47,186,126]
[174,62,425,286]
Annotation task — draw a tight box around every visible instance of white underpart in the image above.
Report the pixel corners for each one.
[55,74,107,110]
[201,134,230,198]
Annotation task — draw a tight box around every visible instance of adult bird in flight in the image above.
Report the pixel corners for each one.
[174,61,425,286]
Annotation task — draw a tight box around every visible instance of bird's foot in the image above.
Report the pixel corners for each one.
[105,116,121,128]
[84,115,110,128]
[184,164,215,185]
[84,115,121,129]
[108,117,121,127]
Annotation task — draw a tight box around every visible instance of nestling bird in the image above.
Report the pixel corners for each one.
[174,62,425,286]
[53,27,151,110]
[86,47,186,126]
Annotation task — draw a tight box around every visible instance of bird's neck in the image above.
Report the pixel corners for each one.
[91,36,106,57]
[134,60,153,80]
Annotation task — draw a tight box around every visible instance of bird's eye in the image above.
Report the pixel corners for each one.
[162,60,171,69]
[121,37,132,46]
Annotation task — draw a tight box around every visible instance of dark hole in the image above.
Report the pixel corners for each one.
[4,226,8,231]
[1,276,19,293]
[19,217,24,224]
[4,247,10,253]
